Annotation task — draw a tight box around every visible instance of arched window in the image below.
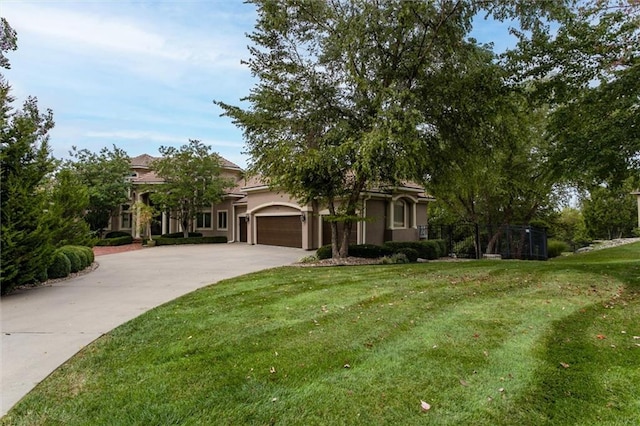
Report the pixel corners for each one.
[394,200,406,228]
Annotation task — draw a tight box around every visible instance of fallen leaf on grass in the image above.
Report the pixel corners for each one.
[459,379,469,387]
[420,400,431,412]
[633,336,640,340]
[560,362,570,368]
[596,334,606,340]
[270,366,276,374]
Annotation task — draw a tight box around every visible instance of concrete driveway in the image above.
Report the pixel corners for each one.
[1,244,304,416]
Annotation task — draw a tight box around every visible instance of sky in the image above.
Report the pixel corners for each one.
[2,1,516,169]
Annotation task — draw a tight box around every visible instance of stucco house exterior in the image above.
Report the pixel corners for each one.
[107,154,434,250]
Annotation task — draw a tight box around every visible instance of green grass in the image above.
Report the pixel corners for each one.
[3,243,640,425]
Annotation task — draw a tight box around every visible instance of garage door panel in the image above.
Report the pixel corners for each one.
[257,216,302,248]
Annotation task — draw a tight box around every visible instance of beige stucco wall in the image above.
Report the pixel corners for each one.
[363,199,387,245]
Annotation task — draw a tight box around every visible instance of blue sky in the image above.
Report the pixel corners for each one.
[2,1,516,168]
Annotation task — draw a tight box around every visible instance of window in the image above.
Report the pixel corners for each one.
[196,212,212,229]
[217,210,228,230]
[120,204,132,229]
[393,200,406,228]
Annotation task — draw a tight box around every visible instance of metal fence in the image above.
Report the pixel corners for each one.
[427,223,548,260]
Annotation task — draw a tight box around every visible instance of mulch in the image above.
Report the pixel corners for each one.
[92,242,144,257]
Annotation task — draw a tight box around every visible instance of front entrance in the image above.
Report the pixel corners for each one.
[256,216,302,248]
[239,218,247,242]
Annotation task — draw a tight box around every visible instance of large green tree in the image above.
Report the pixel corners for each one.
[509,0,640,186]
[581,182,637,240]
[0,19,56,294]
[149,140,234,238]
[216,0,569,258]
[45,168,93,247]
[66,145,131,235]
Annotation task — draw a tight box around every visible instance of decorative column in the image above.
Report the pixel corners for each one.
[162,211,169,235]
[133,192,142,239]
[633,190,640,228]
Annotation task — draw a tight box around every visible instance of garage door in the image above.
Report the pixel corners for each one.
[256,216,302,248]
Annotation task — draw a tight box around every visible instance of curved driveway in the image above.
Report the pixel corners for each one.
[1,244,304,416]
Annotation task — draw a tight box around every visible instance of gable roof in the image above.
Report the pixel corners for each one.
[129,153,241,171]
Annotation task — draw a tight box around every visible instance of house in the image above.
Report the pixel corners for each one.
[108,154,434,250]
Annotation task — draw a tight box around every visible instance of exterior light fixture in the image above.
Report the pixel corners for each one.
[300,213,306,223]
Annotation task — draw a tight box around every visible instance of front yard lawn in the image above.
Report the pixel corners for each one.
[3,243,640,425]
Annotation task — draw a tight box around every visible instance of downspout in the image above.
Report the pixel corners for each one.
[229,203,236,243]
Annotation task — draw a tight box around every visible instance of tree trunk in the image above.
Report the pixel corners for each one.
[328,200,340,258]
[338,220,353,258]
[182,217,189,238]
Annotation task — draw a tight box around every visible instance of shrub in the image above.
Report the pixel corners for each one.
[104,231,131,239]
[95,235,134,246]
[161,232,203,238]
[84,246,95,264]
[298,255,318,264]
[383,241,442,260]
[59,246,82,273]
[348,244,394,259]
[60,245,92,270]
[547,239,569,258]
[153,236,227,246]
[317,244,393,259]
[433,239,447,257]
[35,267,48,284]
[380,253,409,264]
[396,247,418,262]
[47,250,71,279]
[316,245,332,260]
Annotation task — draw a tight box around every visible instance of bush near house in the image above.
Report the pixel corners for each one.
[95,235,134,246]
[395,247,419,262]
[383,240,446,260]
[153,236,227,246]
[104,231,132,239]
[316,244,395,260]
[161,232,203,238]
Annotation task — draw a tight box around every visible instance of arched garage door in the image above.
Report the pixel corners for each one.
[256,216,302,248]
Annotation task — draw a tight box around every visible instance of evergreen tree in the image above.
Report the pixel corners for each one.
[1,52,56,293]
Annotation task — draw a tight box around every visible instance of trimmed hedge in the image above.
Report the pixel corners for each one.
[59,246,82,273]
[95,235,134,246]
[61,245,92,269]
[316,244,394,260]
[47,250,71,279]
[161,232,203,238]
[396,247,419,263]
[317,245,332,260]
[154,236,227,246]
[104,231,131,239]
[383,240,446,260]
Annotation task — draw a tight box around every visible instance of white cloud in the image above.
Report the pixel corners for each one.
[3,2,249,72]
